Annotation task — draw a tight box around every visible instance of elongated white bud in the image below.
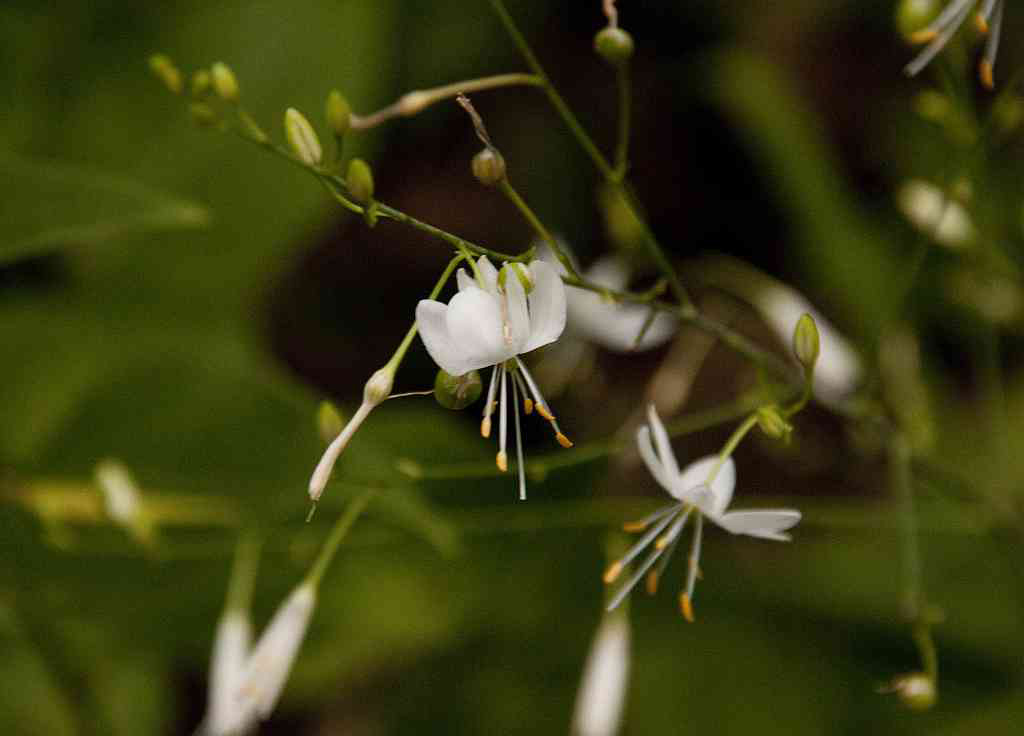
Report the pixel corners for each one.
[205,610,254,736]
[571,613,631,736]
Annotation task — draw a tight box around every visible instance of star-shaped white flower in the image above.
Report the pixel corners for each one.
[604,406,801,620]
[416,255,572,499]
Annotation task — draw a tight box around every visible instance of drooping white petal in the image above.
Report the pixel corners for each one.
[715,509,802,541]
[205,610,254,736]
[445,286,514,370]
[522,259,568,353]
[636,426,675,494]
[415,300,477,377]
[645,405,680,478]
[571,613,631,736]
[240,583,317,720]
[456,267,475,292]
[476,255,499,293]
[502,265,531,353]
[677,456,735,516]
[568,293,676,352]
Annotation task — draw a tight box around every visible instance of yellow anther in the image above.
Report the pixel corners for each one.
[602,561,623,584]
[654,533,671,551]
[975,13,989,35]
[536,404,555,421]
[679,593,695,623]
[556,432,573,448]
[909,28,938,44]
[622,520,647,533]
[481,416,492,438]
[496,451,508,472]
[523,398,534,414]
[979,60,995,90]
[645,571,659,595]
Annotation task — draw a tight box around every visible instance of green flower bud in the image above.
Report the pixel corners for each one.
[434,369,483,410]
[316,400,345,443]
[896,0,941,40]
[793,313,820,373]
[346,158,375,204]
[325,89,352,137]
[191,69,212,97]
[497,262,533,294]
[756,405,793,442]
[363,366,394,406]
[149,54,183,94]
[189,102,218,127]
[284,107,322,166]
[594,27,634,66]
[210,62,239,102]
[471,148,506,186]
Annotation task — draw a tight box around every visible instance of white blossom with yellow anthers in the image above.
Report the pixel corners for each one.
[905,0,1004,89]
[604,406,801,621]
[416,255,571,499]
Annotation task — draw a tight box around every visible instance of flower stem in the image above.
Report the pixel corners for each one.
[706,413,760,485]
[614,64,631,178]
[305,491,375,589]
[226,531,261,613]
[498,180,578,277]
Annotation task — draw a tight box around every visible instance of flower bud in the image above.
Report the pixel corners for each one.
[756,405,793,442]
[896,0,940,40]
[498,262,534,294]
[471,148,506,186]
[325,89,352,137]
[191,69,212,97]
[346,158,375,204]
[149,54,183,94]
[363,366,394,407]
[793,313,820,373]
[434,368,483,410]
[189,102,218,127]
[316,401,345,443]
[889,672,937,710]
[211,62,240,102]
[594,27,635,66]
[284,107,322,166]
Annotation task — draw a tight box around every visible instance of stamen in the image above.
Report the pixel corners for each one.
[496,451,508,472]
[537,404,555,421]
[607,545,664,611]
[905,1,975,77]
[679,593,695,623]
[645,571,659,595]
[654,506,692,551]
[512,377,527,500]
[647,528,683,596]
[511,370,534,415]
[602,506,681,584]
[623,505,676,533]
[499,363,508,467]
[602,562,623,585]
[524,398,534,414]
[979,0,1003,90]
[481,365,500,438]
[514,357,573,446]
[684,513,704,603]
[556,432,574,448]
[974,13,989,34]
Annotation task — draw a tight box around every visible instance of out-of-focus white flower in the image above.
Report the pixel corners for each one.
[904,0,1004,89]
[417,255,571,499]
[238,582,317,721]
[897,179,974,250]
[753,286,862,407]
[204,610,254,736]
[94,459,154,544]
[571,612,631,736]
[605,407,800,620]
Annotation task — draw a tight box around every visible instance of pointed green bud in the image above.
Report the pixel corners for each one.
[434,369,483,410]
[189,102,218,127]
[191,69,212,97]
[316,401,345,443]
[210,62,240,102]
[756,405,793,442]
[284,107,322,166]
[497,263,533,294]
[594,27,634,66]
[346,158,375,204]
[149,54,183,94]
[325,89,352,137]
[793,313,820,373]
[471,148,506,186]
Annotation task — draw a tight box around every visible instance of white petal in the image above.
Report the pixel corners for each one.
[477,256,499,293]
[585,256,630,291]
[502,265,531,353]
[522,259,567,353]
[206,611,254,736]
[445,287,514,369]
[571,614,630,736]
[645,405,680,478]
[456,267,475,292]
[678,455,735,516]
[715,509,801,541]
[567,294,676,352]
[636,426,676,496]
[416,300,478,377]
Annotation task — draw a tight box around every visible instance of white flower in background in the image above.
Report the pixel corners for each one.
[897,179,974,250]
[416,255,571,499]
[237,582,317,721]
[905,0,1004,89]
[604,407,801,620]
[753,286,861,407]
[571,612,631,736]
[94,459,154,544]
[203,609,254,736]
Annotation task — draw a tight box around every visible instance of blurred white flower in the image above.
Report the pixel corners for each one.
[204,610,254,736]
[605,407,800,620]
[416,255,571,499]
[905,0,1004,89]
[897,179,974,250]
[571,612,631,736]
[94,459,154,544]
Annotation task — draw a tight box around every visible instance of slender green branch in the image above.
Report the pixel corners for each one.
[306,491,375,587]
[226,531,261,612]
[498,181,578,277]
[707,413,760,484]
[386,254,466,373]
[614,64,631,177]
[891,433,922,620]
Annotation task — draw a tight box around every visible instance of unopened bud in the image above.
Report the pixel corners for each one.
[471,148,506,186]
[189,102,218,127]
[434,369,483,410]
[885,672,937,710]
[149,54,183,94]
[594,27,635,66]
[793,313,820,373]
[191,69,212,97]
[756,405,793,442]
[498,262,533,294]
[363,366,394,406]
[284,107,322,166]
[346,158,374,204]
[316,401,345,443]
[896,0,941,40]
[211,62,240,102]
[325,89,351,137]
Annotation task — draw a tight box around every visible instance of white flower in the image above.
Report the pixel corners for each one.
[416,256,572,499]
[571,612,631,736]
[604,406,801,619]
[754,285,861,407]
[237,582,317,721]
[203,610,255,736]
[897,179,974,250]
[905,0,1004,89]
[94,459,154,544]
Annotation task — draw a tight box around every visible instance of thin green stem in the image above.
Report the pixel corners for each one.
[912,620,939,682]
[891,433,922,620]
[386,254,466,373]
[614,64,631,177]
[225,531,261,612]
[375,202,533,263]
[305,491,375,588]
[498,181,578,277]
[707,413,760,485]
